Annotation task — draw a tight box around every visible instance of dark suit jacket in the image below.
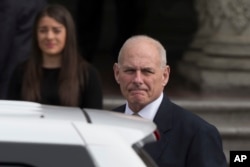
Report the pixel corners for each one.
[0,0,47,98]
[113,94,227,167]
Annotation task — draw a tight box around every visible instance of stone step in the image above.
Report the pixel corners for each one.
[178,100,250,163]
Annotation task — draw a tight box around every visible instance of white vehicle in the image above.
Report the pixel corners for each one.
[0,100,159,167]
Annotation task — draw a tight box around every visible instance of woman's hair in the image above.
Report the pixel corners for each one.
[22,4,87,106]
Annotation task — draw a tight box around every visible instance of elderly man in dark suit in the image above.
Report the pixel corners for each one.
[113,35,227,167]
[0,0,47,99]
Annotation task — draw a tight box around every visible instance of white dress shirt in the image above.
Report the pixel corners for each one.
[125,92,163,120]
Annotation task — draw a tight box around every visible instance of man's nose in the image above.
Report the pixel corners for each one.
[133,71,143,84]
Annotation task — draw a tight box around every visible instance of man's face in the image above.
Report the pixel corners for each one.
[114,40,170,111]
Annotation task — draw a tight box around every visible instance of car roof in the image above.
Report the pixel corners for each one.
[0,100,87,121]
[84,108,157,145]
[0,100,157,145]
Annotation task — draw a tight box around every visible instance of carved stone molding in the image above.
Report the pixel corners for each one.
[195,0,224,31]
[207,0,224,30]
[195,0,250,34]
[178,0,250,92]
[226,0,250,34]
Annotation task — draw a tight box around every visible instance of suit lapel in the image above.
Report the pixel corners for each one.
[153,94,173,132]
[113,105,126,113]
[145,94,174,161]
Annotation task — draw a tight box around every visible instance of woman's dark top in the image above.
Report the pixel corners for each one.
[7,63,103,109]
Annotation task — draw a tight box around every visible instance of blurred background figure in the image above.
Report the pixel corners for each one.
[112,0,147,62]
[8,4,103,109]
[0,0,47,99]
[75,0,104,63]
[75,0,147,63]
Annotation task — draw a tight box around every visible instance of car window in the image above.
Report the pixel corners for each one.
[0,163,35,167]
[133,144,158,167]
[0,142,95,167]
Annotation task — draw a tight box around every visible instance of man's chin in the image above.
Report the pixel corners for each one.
[129,95,147,103]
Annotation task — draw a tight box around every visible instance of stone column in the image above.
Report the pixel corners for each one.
[178,0,250,93]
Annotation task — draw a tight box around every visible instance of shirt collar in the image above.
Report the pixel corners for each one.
[125,93,163,120]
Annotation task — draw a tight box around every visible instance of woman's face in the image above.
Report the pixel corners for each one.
[37,16,66,57]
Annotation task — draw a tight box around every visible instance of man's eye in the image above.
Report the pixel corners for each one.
[143,70,154,74]
[124,69,134,73]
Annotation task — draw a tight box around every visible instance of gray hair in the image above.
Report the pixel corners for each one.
[117,35,167,68]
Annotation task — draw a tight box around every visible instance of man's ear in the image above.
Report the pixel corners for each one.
[162,65,170,86]
[113,63,120,84]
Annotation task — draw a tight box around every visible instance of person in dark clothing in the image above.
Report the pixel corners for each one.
[0,0,47,99]
[112,35,227,167]
[75,0,104,63]
[75,0,147,63]
[112,0,147,62]
[8,4,103,109]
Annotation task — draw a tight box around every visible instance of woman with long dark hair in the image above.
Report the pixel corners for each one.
[8,4,103,109]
